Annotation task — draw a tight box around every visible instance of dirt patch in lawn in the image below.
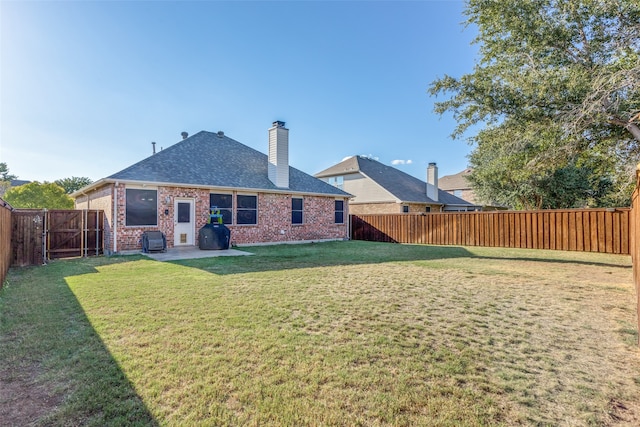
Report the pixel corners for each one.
[0,367,64,425]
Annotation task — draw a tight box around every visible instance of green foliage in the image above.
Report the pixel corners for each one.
[3,181,74,209]
[0,162,17,182]
[54,176,93,194]
[430,0,640,208]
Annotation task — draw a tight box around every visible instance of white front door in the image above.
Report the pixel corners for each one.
[174,198,195,246]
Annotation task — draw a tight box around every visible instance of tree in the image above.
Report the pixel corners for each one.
[429,0,640,208]
[3,182,74,209]
[54,177,93,194]
[0,162,17,182]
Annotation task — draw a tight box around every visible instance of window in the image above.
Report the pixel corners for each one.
[454,189,463,197]
[402,205,409,213]
[425,206,431,213]
[334,200,344,224]
[125,189,157,226]
[327,176,344,190]
[210,193,233,224]
[237,194,257,225]
[177,202,191,223]
[292,197,303,224]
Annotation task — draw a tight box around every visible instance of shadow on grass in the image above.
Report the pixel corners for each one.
[167,240,631,276]
[0,258,158,426]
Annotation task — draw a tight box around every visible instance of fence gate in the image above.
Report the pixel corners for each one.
[11,209,104,266]
[12,210,45,267]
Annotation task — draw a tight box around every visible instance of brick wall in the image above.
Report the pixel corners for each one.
[229,194,347,245]
[94,184,348,252]
[74,184,114,252]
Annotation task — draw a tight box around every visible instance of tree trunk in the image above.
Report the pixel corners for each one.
[610,118,640,142]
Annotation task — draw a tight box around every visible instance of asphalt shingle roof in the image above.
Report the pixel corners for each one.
[315,156,473,206]
[439,168,473,191]
[108,131,350,197]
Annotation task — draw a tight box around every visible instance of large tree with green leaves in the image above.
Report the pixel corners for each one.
[54,177,93,194]
[3,182,74,209]
[430,0,640,208]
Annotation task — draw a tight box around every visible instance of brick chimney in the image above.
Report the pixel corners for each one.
[427,162,438,202]
[268,121,289,188]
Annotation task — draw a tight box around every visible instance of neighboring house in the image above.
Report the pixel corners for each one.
[72,121,351,253]
[438,168,478,204]
[439,168,507,210]
[314,156,480,214]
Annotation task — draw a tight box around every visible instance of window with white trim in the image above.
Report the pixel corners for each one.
[292,197,303,224]
[125,189,158,226]
[210,193,233,224]
[334,200,344,224]
[237,194,257,225]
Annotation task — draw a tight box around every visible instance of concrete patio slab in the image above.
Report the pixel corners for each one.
[141,246,252,261]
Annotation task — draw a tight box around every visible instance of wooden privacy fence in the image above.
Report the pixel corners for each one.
[0,200,11,288]
[12,209,105,267]
[351,208,630,255]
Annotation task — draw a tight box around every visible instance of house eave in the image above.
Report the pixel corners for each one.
[71,178,351,199]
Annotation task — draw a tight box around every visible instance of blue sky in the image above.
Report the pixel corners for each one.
[1,0,478,184]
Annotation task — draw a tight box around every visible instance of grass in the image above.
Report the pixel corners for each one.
[1,241,639,426]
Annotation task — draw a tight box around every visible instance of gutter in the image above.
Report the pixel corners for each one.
[72,178,351,199]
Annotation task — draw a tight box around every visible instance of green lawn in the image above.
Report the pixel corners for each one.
[1,241,639,426]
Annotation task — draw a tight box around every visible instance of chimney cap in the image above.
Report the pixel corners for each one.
[272,120,286,128]
[181,131,188,140]
[428,162,437,167]
[217,131,224,137]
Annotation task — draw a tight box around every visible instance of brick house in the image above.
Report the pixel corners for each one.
[439,168,508,210]
[315,156,479,214]
[72,122,351,253]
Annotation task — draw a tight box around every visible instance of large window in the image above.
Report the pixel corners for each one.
[237,194,257,225]
[334,200,344,224]
[292,197,303,224]
[210,193,233,224]
[126,189,157,226]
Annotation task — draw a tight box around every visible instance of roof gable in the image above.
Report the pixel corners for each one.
[439,168,473,191]
[316,156,474,206]
[107,131,349,196]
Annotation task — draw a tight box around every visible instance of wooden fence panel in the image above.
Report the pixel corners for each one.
[350,208,630,255]
[10,209,105,266]
[0,200,12,288]
[12,209,45,267]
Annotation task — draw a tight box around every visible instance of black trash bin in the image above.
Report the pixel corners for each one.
[198,223,231,250]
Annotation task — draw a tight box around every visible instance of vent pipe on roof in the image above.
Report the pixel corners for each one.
[181,131,188,140]
[427,162,438,202]
[152,141,156,155]
[268,121,289,188]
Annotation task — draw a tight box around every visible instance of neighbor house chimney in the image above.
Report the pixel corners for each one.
[427,162,438,202]
[268,121,289,188]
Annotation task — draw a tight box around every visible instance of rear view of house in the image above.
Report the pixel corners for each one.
[73,122,351,253]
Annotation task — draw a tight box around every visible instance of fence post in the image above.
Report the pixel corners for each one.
[631,166,640,346]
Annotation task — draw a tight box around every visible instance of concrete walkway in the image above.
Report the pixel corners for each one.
[141,245,252,261]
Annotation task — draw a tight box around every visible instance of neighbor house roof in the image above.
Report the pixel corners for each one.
[315,156,474,206]
[439,168,473,191]
[73,131,350,198]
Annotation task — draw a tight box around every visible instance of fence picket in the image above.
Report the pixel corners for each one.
[350,209,630,255]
